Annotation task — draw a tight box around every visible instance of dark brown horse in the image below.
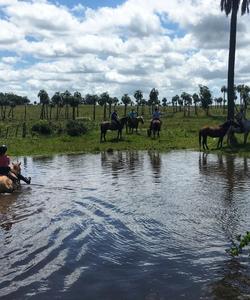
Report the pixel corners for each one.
[127,116,144,133]
[100,117,128,142]
[199,120,236,150]
[147,120,161,138]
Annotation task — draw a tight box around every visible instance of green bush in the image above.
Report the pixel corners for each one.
[66,120,88,136]
[31,120,52,135]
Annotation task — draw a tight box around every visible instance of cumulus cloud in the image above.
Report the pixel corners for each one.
[0,0,250,101]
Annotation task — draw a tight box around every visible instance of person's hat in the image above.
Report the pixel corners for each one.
[0,145,7,155]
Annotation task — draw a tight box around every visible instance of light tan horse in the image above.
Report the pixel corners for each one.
[0,162,21,193]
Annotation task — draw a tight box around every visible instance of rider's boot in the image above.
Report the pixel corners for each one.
[17,174,31,184]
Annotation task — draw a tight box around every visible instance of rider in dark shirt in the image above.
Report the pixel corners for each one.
[111,110,120,126]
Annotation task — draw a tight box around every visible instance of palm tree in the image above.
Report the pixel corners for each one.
[192,93,200,115]
[121,94,131,116]
[221,0,250,120]
[113,97,119,108]
[134,90,143,114]
[99,92,109,120]
[149,88,159,113]
[62,90,71,119]
[71,91,82,120]
[38,89,49,119]
[85,94,99,121]
[172,95,179,113]
[107,95,113,118]
[221,85,227,113]
[237,84,250,113]
[199,85,212,115]
[51,92,63,120]
[181,92,192,116]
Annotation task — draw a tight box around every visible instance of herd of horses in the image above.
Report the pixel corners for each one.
[100,114,250,151]
[100,116,161,142]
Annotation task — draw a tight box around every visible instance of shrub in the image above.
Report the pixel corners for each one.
[66,120,88,136]
[31,120,52,135]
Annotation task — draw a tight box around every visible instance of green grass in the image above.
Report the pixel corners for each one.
[1,104,250,157]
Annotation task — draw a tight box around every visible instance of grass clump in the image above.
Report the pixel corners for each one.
[31,120,52,135]
[66,120,88,136]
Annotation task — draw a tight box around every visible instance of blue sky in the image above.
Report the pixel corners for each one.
[53,0,125,9]
[0,0,249,102]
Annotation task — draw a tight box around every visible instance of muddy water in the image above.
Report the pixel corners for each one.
[0,151,249,299]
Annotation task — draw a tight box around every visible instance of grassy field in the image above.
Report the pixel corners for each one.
[1,104,250,157]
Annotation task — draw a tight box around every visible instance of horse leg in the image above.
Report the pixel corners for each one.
[205,136,209,150]
[203,136,208,150]
[244,132,249,145]
[217,137,222,149]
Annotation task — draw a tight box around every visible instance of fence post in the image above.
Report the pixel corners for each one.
[22,122,26,138]
[15,125,19,137]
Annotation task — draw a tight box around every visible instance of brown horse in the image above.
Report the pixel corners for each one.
[100,117,128,142]
[147,120,161,138]
[0,162,21,193]
[127,116,144,133]
[199,120,236,150]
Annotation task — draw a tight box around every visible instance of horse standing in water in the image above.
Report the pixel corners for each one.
[127,116,144,133]
[199,120,235,150]
[147,120,161,138]
[0,162,21,193]
[100,117,128,142]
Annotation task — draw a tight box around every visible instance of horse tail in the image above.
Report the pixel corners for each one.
[199,130,202,149]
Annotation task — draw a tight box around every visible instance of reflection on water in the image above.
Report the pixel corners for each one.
[0,151,249,300]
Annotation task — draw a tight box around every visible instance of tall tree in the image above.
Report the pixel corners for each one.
[121,94,131,116]
[221,85,227,113]
[149,88,159,113]
[221,0,250,120]
[181,92,192,116]
[99,92,109,120]
[51,92,63,120]
[38,89,49,119]
[199,85,212,115]
[85,94,99,120]
[134,90,143,114]
[172,95,179,113]
[71,91,82,120]
[62,90,72,119]
[192,93,200,115]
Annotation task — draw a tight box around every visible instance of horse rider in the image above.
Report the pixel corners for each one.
[111,109,120,126]
[0,145,31,184]
[128,108,137,120]
[151,107,161,129]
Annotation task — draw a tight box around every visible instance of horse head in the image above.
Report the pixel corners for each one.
[120,116,128,127]
[11,162,21,176]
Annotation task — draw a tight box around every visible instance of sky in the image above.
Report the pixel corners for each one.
[0,0,250,103]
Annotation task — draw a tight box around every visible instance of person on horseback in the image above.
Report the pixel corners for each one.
[0,145,31,184]
[128,108,137,120]
[111,109,120,126]
[150,106,161,129]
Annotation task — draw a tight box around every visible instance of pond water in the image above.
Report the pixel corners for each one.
[0,151,249,300]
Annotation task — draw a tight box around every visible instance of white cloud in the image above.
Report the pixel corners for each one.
[0,0,250,102]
